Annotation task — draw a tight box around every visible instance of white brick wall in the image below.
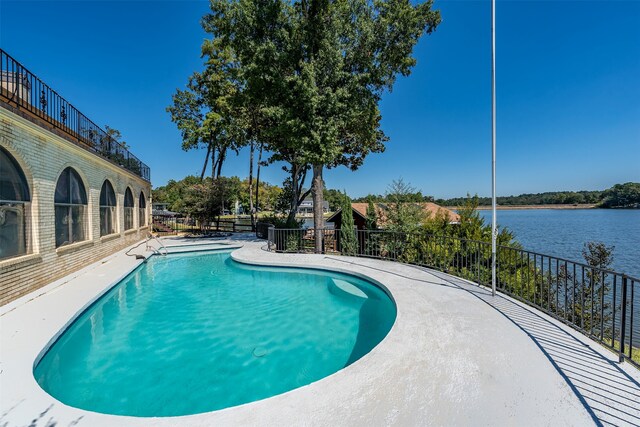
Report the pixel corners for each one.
[0,107,152,306]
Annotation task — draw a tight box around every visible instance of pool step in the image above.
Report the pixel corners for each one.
[328,279,368,300]
[161,244,242,254]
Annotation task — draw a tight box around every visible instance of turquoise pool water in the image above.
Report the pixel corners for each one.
[34,251,396,417]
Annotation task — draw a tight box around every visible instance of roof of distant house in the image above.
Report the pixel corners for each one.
[327,202,460,225]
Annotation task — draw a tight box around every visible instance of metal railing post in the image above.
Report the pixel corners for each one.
[620,276,628,363]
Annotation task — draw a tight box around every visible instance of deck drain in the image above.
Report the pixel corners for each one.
[252,347,268,358]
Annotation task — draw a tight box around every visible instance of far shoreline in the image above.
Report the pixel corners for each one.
[445,204,597,211]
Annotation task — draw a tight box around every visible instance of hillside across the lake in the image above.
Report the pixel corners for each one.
[434,182,640,209]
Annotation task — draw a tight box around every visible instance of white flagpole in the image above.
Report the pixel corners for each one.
[491,0,497,297]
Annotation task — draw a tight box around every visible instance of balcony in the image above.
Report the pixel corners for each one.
[0,49,150,181]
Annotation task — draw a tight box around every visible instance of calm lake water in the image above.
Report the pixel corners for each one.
[478,209,640,279]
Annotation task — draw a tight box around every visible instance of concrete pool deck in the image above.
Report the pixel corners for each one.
[1,235,639,426]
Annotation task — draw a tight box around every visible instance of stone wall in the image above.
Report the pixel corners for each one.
[0,107,152,306]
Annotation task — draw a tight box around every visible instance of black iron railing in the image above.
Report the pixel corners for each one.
[151,215,254,235]
[267,227,640,368]
[0,49,150,181]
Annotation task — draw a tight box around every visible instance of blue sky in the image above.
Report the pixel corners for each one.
[1,0,638,198]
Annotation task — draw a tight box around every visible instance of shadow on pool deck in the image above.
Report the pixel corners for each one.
[428,270,640,427]
[323,255,640,427]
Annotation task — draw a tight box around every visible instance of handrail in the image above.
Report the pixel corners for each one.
[146,234,168,256]
[0,49,150,181]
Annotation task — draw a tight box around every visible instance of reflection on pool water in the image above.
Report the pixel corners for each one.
[34,250,396,417]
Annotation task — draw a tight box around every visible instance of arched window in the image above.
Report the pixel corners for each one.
[123,187,134,231]
[139,191,146,227]
[100,180,117,236]
[54,167,88,247]
[0,147,30,260]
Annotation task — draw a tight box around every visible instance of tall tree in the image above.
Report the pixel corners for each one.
[255,143,263,214]
[167,41,242,180]
[340,192,358,256]
[288,0,441,251]
[365,199,378,230]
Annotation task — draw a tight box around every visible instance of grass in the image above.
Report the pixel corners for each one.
[601,338,640,366]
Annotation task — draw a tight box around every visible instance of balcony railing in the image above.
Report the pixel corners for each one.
[0,49,150,181]
[267,227,640,369]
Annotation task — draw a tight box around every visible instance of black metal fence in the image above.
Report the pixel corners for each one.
[0,49,150,181]
[266,227,340,254]
[152,215,254,235]
[267,227,639,368]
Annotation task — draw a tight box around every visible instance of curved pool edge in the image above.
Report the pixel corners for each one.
[34,246,397,417]
[1,237,598,426]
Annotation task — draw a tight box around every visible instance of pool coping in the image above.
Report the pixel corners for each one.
[2,235,636,426]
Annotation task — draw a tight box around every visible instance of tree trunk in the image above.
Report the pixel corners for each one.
[211,145,216,180]
[287,164,300,226]
[255,144,263,219]
[216,148,226,179]
[312,164,324,253]
[248,141,255,228]
[200,144,212,181]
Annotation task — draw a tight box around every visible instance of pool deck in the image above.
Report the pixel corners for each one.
[1,235,639,426]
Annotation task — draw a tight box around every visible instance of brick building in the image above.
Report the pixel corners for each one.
[0,50,151,306]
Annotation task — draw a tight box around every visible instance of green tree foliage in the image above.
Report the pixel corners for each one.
[582,241,615,268]
[385,179,426,235]
[152,176,202,212]
[97,125,143,175]
[599,182,640,208]
[354,191,434,203]
[323,188,344,212]
[167,40,244,180]
[433,183,640,208]
[339,192,358,256]
[153,175,242,219]
[104,125,128,149]
[436,190,603,207]
[365,199,377,230]
[273,176,312,226]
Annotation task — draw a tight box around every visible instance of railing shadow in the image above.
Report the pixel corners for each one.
[429,270,640,427]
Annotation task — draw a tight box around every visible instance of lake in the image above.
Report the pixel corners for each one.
[477,209,640,279]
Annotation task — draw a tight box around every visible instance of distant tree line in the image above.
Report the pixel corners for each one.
[435,191,602,207]
[432,182,639,209]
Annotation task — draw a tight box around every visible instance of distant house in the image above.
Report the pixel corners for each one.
[297,198,330,215]
[326,202,460,230]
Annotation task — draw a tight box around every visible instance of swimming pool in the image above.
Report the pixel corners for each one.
[34,250,396,417]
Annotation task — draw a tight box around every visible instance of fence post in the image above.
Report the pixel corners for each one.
[267,226,274,251]
[619,276,628,363]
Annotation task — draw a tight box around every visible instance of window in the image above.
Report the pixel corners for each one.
[54,168,88,247]
[139,191,146,227]
[100,180,117,236]
[0,147,30,260]
[124,187,134,231]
